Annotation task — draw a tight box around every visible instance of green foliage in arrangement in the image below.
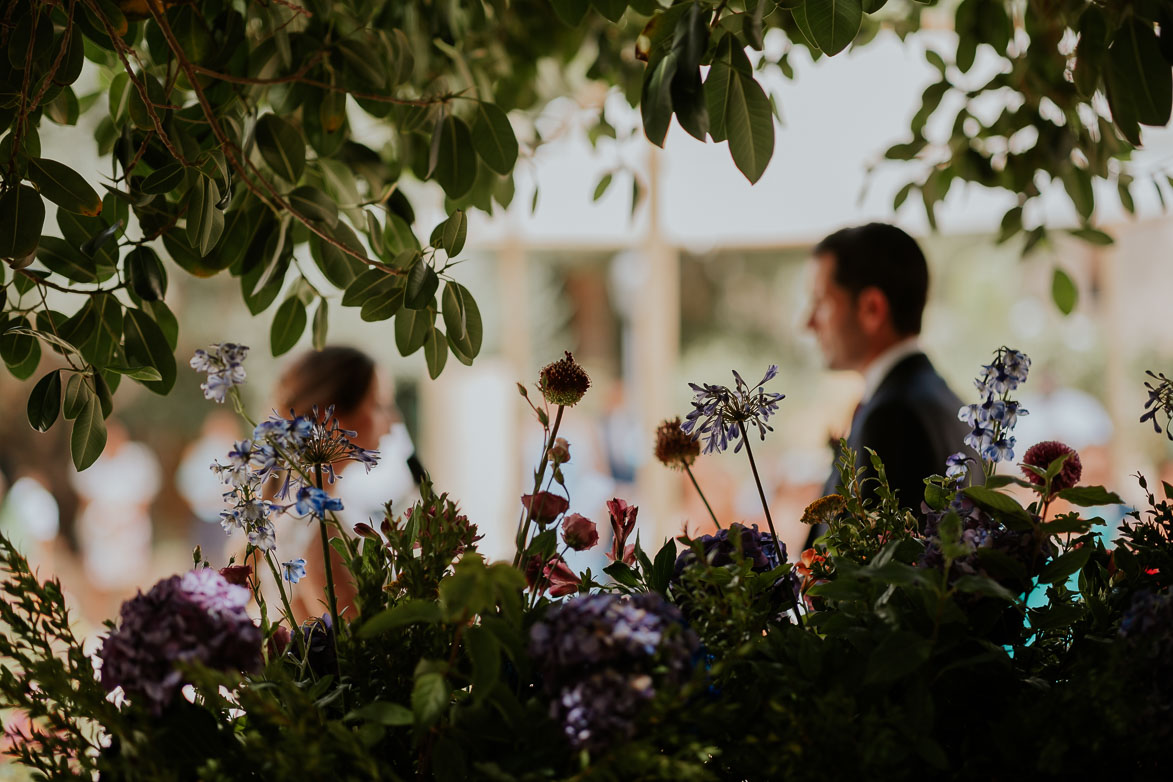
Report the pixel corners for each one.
[2,346,1173,779]
[4,0,1173,468]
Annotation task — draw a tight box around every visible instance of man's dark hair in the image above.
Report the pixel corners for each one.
[814,222,929,335]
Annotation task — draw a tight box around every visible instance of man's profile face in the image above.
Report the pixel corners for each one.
[806,254,865,371]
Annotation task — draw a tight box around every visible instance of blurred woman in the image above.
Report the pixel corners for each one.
[266,346,419,620]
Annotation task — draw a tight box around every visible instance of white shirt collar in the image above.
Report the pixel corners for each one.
[861,336,922,403]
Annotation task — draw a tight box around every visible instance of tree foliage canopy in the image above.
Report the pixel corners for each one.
[3,0,1172,468]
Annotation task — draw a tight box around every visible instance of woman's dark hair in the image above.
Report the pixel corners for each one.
[274,346,376,418]
[814,223,929,336]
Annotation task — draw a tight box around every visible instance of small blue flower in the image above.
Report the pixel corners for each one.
[281,558,307,584]
[295,487,344,517]
[248,522,276,551]
[945,452,969,482]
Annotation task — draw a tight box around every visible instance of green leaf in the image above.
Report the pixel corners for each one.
[470,102,518,176]
[551,0,591,26]
[70,393,107,471]
[705,36,774,183]
[650,538,677,594]
[85,293,123,368]
[0,185,45,260]
[270,297,307,356]
[641,51,677,147]
[404,259,439,310]
[593,0,627,24]
[186,174,225,257]
[431,210,468,257]
[962,486,1033,527]
[1107,19,1172,128]
[1051,267,1077,315]
[412,672,450,728]
[288,185,339,228]
[593,173,613,202]
[36,236,97,283]
[432,115,477,200]
[255,113,306,183]
[953,574,1020,603]
[441,282,482,359]
[141,163,186,195]
[668,3,711,142]
[122,308,176,394]
[347,702,413,726]
[864,630,931,684]
[106,364,163,381]
[1057,486,1124,507]
[359,599,442,638]
[27,158,102,216]
[794,0,864,56]
[124,246,167,301]
[1067,227,1114,246]
[423,327,448,379]
[342,268,397,307]
[1,317,39,379]
[603,560,642,588]
[63,373,90,420]
[1038,546,1092,585]
[27,369,61,432]
[464,626,500,701]
[312,299,328,350]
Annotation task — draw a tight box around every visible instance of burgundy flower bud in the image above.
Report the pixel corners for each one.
[1021,440,1082,492]
[654,418,700,470]
[353,522,379,539]
[561,514,599,551]
[522,491,570,526]
[548,437,572,465]
[267,624,292,658]
[219,564,252,587]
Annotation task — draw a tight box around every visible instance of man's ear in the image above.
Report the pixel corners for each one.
[856,286,891,334]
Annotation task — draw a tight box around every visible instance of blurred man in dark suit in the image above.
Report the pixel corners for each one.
[804,223,970,547]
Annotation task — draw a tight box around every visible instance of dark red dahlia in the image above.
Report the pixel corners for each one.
[1021,440,1082,491]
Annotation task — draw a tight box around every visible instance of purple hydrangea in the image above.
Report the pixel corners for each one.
[99,569,262,714]
[673,522,785,576]
[528,593,699,751]
[920,497,1052,590]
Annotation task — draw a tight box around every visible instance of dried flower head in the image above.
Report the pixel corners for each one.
[539,351,591,407]
[1021,440,1083,492]
[654,417,700,470]
[800,494,847,527]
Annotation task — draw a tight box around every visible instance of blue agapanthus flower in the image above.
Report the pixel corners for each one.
[281,558,307,584]
[944,452,970,482]
[295,486,343,517]
[682,365,785,454]
[1141,371,1173,440]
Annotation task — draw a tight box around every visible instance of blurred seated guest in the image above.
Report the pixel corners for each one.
[265,346,418,620]
[177,410,243,562]
[70,420,160,615]
[0,469,61,572]
[804,223,970,547]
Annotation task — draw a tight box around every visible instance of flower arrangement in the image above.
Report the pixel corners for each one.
[2,345,1173,779]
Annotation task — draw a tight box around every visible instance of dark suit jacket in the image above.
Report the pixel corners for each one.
[806,352,971,548]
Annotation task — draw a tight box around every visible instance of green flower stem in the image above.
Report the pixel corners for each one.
[684,464,721,530]
[512,405,565,568]
[737,422,784,566]
[315,464,341,640]
[263,549,299,634]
